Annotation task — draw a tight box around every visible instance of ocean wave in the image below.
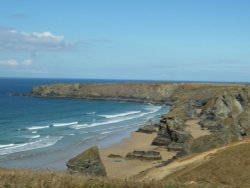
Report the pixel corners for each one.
[0,144,15,148]
[30,135,41,139]
[52,121,78,127]
[0,136,63,155]
[22,135,41,139]
[99,111,141,119]
[27,125,50,130]
[145,105,162,113]
[72,106,161,130]
[100,131,113,135]
[85,112,96,115]
[70,124,88,129]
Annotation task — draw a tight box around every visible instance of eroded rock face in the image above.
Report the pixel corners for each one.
[152,88,250,157]
[125,150,162,161]
[152,114,192,151]
[66,146,106,176]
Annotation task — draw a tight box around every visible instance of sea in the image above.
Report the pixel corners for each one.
[0,78,170,170]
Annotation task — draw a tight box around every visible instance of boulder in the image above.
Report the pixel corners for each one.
[157,155,177,167]
[152,136,171,146]
[137,120,157,134]
[167,142,185,151]
[66,146,106,176]
[107,154,123,158]
[125,150,162,161]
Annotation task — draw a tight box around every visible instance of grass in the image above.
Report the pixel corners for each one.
[163,142,250,188]
[0,168,178,188]
[0,168,221,188]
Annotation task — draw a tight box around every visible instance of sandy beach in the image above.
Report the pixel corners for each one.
[100,132,176,179]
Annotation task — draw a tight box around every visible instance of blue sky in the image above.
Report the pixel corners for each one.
[0,0,249,82]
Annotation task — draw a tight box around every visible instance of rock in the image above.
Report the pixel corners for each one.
[137,120,157,134]
[152,136,171,146]
[179,130,240,156]
[66,146,106,176]
[157,155,177,167]
[167,142,185,151]
[125,150,162,161]
[152,117,192,148]
[199,119,224,132]
[107,154,123,158]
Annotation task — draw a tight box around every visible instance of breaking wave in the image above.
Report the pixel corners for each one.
[0,136,63,155]
[99,111,141,119]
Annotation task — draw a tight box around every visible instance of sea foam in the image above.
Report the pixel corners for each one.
[0,136,63,155]
[52,121,78,127]
[27,125,50,130]
[72,106,162,130]
[99,111,141,119]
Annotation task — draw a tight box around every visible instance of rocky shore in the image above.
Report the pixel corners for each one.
[26,82,250,178]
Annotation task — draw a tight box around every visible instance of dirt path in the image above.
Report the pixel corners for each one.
[135,139,250,181]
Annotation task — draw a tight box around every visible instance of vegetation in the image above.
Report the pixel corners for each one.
[0,168,183,188]
[164,142,250,188]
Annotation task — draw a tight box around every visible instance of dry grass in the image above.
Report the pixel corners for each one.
[163,142,250,188]
[0,168,222,188]
[0,168,181,188]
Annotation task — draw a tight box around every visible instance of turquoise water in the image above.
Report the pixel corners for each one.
[0,78,169,169]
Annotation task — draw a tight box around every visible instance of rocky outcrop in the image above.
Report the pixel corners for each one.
[125,150,162,161]
[150,86,250,157]
[66,146,106,176]
[151,104,192,151]
[107,154,123,158]
[137,120,158,134]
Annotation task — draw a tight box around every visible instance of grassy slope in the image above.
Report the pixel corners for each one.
[0,168,184,188]
[163,140,250,188]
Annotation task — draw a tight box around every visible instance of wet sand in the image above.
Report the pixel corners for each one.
[100,132,176,179]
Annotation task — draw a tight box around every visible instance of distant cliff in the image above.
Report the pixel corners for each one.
[29,82,182,104]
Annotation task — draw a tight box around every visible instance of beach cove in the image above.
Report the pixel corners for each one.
[0,78,169,171]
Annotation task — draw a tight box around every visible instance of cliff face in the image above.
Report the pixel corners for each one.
[28,82,250,156]
[155,86,250,156]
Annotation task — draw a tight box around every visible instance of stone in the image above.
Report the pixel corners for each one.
[152,136,171,146]
[66,146,106,176]
[107,154,123,158]
[137,120,158,134]
[125,150,162,161]
[157,155,177,167]
[167,142,185,151]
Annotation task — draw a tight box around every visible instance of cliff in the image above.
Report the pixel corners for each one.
[29,82,181,104]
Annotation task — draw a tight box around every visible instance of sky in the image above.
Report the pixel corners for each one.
[0,0,249,82]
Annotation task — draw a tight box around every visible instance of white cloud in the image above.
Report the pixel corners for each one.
[0,59,32,67]
[0,27,77,53]
[0,59,18,66]
[22,59,32,66]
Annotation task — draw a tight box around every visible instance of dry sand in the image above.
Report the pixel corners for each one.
[100,132,176,179]
[185,119,210,139]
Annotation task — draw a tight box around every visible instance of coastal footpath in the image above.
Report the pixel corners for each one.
[23,82,250,185]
